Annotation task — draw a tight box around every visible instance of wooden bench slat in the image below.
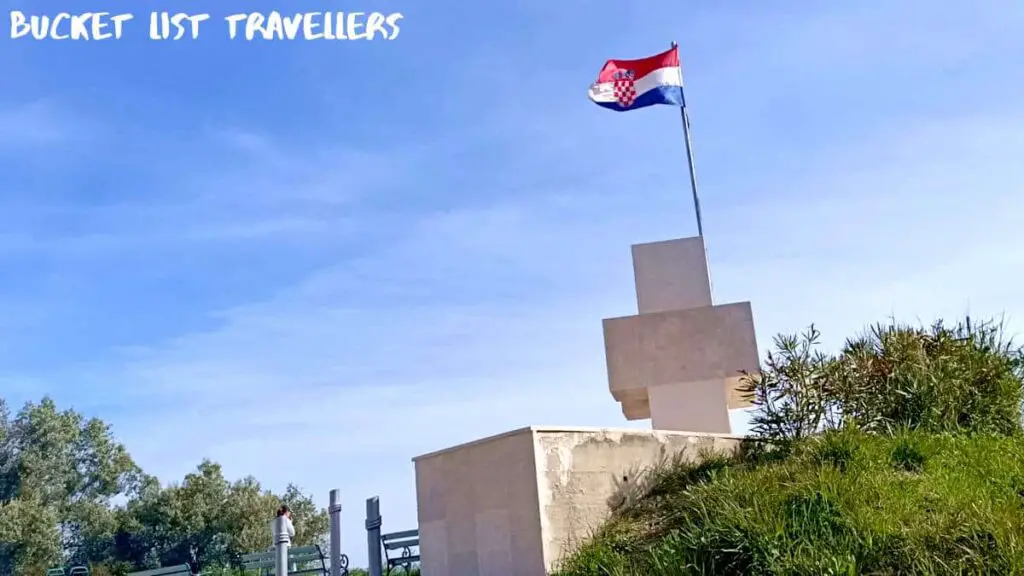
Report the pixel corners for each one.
[243,548,320,558]
[245,565,323,570]
[382,529,419,540]
[242,560,322,566]
[387,554,421,565]
[382,527,421,570]
[125,565,191,576]
[240,564,325,572]
[240,544,327,573]
[383,540,420,550]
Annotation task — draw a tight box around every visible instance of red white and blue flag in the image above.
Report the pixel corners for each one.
[588,46,685,112]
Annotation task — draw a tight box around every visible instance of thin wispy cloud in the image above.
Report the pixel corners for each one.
[0,99,92,149]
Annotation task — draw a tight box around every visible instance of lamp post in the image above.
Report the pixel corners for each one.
[329,489,343,576]
[274,514,291,575]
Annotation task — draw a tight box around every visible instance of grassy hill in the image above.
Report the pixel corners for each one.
[554,317,1024,576]
[555,430,1024,575]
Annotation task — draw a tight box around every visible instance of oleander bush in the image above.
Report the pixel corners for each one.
[554,316,1024,576]
[744,317,1024,442]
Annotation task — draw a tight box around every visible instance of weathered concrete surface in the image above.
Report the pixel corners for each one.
[413,426,742,576]
[415,427,546,576]
[631,237,713,314]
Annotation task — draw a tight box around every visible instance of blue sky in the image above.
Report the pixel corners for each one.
[3,0,1024,567]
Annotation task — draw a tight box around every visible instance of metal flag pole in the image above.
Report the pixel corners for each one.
[672,41,704,239]
[671,41,714,301]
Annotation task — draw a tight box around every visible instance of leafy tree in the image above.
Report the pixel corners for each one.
[219,476,281,559]
[0,395,333,575]
[0,492,62,574]
[279,484,329,550]
[113,460,328,573]
[0,397,143,574]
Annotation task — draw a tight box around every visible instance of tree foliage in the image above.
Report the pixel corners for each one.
[0,396,329,576]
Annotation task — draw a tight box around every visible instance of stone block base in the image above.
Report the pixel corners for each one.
[413,426,741,575]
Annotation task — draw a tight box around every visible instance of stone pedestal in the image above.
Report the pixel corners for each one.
[603,236,760,433]
[413,426,741,576]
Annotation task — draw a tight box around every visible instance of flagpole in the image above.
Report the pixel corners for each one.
[671,41,714,301]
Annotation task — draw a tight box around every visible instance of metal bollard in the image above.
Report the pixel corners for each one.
[365,497,383,576]
[275,514,291,575]
[329,489,343,576]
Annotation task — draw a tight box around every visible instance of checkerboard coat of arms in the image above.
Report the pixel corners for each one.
[612,69,637,107]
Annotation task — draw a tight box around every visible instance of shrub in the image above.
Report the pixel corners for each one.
[554,431,1024,576]
[889,436,926,473]
[554,316,1024,575]
[742,316,1024,441]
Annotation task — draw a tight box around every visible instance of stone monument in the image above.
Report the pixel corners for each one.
[603,235,760,433]
[411,234,761,575]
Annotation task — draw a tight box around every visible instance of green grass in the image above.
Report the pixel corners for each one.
[553,429,1024,576]
[554,316,1024,575]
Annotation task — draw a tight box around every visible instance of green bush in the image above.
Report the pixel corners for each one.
[554,316,1024,576]
[554,430,1024,576]
[742,317,1024,441]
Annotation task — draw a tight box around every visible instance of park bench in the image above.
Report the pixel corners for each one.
[125,565,192,576]
[241,544,333,575]
[381,529,420,575]
[46,567,90,576]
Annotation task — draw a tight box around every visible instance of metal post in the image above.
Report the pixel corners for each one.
[365,497,383,576]
[275,515,291,576]
[671,40,714,302]
[670,41,704,239]
[329,489,343,576]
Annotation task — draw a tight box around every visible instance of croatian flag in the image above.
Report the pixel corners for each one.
[588,46,685,112]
